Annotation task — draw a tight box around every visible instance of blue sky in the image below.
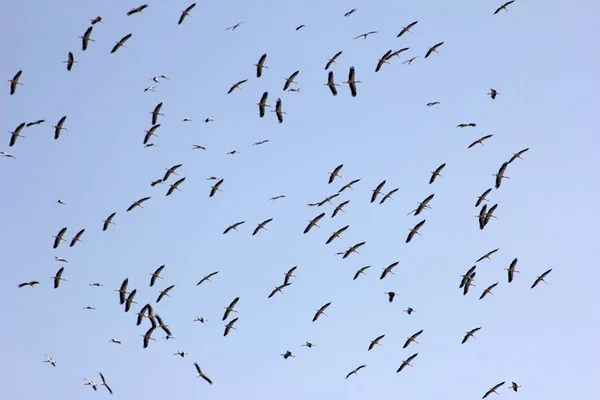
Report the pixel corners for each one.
[2,0,600,398]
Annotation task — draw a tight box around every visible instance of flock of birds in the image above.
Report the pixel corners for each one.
[5,2,553,398]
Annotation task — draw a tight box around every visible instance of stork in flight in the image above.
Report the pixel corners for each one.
[397,20,418,37]
[429,163,446,184]
[252,218,273,236]
[178,3,196,25]
[80,26,95,51]
[424,42,444,58]
[461,327,482,344]
[225,21,245,31]
[406,220,426,243]
[397,353,418,373]
[8,70,24,95]
[197,271,219,286]
[403,329,423,348]
[63,52,77,71]
[531,268,552,289]
[325,51,343,70]
[283,70,300,91]
[354,31,378,40]
[325,71,339,96]
[254,53,269,78]
[343,241,366,259]
[488,88,499,99]
[494,1,515,14]
[353,265,371,280]
[343,66,360,97]
[194,362,213,384]
[111,33,132,53]
[483,382,506,398]
[493,162,510,189]
[312,302,331,322]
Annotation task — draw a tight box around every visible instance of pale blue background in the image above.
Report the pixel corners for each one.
[2,1,600,399]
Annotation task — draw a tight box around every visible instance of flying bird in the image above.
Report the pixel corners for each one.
[406,220,426,243]
[353,266,371,280]
[343,241,366,259]
[425,42,444,58]
[483,382,506,399]
[91,16,102,24]
[345,364,366,379]
[80,26,95,51]
[326,225,349,244]
[166,177,186,196]
[63,52,76,71]
[224,317,238,336]
[398,20,418,37]
[328,164,344,184]
[52,227,68,248]
[223,221,245,234]
[193,363,213,385]
[468,134,494,148]
[531,269,552,289]
[51,267,66,289]
[476,248,499,263]
[457,122,477,128]
[254,54,269,78]
[295,24,305,31]
[268,283,291,298]
[272,98,286,123]
[127,4,148,16]
[227,79,248,94]
[312,302,331,322]
[222,297,240,320]
[385,292,396,303]
[144,124,160,144]
[380,188,399,204]
[69,229,85,247]
[429,163,446,184]
[178,3,196,24]
[18,281,39,288]
[9,122,26,147]
[479,283,499,300]
[344,8,357,17]
[475,188,493,207]
[252,218,273,236]
[508,148,529,164]
[493,162,510,189]
[397,353,418,373]
[127,197,151,211]
[26,119,45,127]
[375,49,393,72]
[488,88,499,99]
[462,327,482,344]
[52,116,68,140]
[257,92,270,117]
[505,258,520,283]
[151,103,164,125]
[304,213,325,234]
[150,265,165,287]
[325,51,343,70]
[209,178,224,197]
[370,180,386,203]
[8,70,24,95]
[283,70,299,91]
[343,66,360,97]
[408,193,435,216]
[156,285,175,303]
[494,1,515,14]
[510,382,521,392]
[197,271,219,286]
[43,355,56,367]
[102,212,116,231]
[111,33,132,53]
[283,266,297,285]
[325,71,339,96]
[0,151,15,159]
[354,31,378,40]
[380,262,399,280]
[403,330,423,348]
[332,200,350,218]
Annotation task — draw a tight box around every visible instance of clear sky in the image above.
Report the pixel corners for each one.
[2,0,600,398]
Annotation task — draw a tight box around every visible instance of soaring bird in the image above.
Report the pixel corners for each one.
[268,283,291,298]
[194,362,213,385]
[26,119,45,127]
[127,197,151,211]
[370,180,386,203]
[18,281,39,288]
[380,188,399,204]
[403,330,423,348]
[397,20,418,37]
[225,21,245,31]
[325,51,343,70]
[331,200,350,218]
[482,382,506,399]
[9,122,26,147]
[52,227,68,248]
[0,151,15,159]
[385,292,396,303]
[197,271,219,286]
[8,70,24,95]
[343,242,366,259]
[222,297,240,320]
[69,229,85,247]
[252,218,273,236]
[273,98,285,123]
[328,164,344,184]
[44,355,56,367]
[223,221,245,234]
[424,42,444,58]
[151,103,164,125]
[406,220,426,243]
[51,267,66,289]
[312,302,331,322]
[493,162,510,189]
[209,178,224,197]
[380,262,399,280]
[281,350,295,359]
[91,16,102,24]
[457,123,477,128]
[476,248,499,263]
[494,1,515,14]
[508,148,529,164]
[345,364,366,379]
[254,54,268,78]
[354,31,378,40]
[429,163,446,184]
[283,266,297,285]
[325,71,339,96]
[426,101,440,107]
[403,56,419,65]
[505,258,520,283]
[227,79,248,94]
[326,225,349,244]
[531,269,552,289]
[283,70,299,91]
[124,290,137,312]
[375,49,393,72]
[479,283,499,300]
[368,335,386,351]
[178,3,196,25]
[166,177,185,196]
[343,66,360,97]
[144,124,160,144]
[408,193,435,216]
[111,33,132,53]
[257,92,270,117]
[510,382,521,392]
[224,317,238,336]
[98,373,113,395]
[488,88,499,99]
[116,279,129,305]
[80,26,95,51]
[344,8,357,17]
[397,353,418,373]
[53,116,68,140]
[475,188,493,207]
[149,265,165,287]
[156,285,175,303]
[63,52,76,71]
[304,213,325,234]
[462,327,482,344]
[102,212,116,231]
[353,266,371,280]
[468,134,494,148]
[127,4,148,15]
